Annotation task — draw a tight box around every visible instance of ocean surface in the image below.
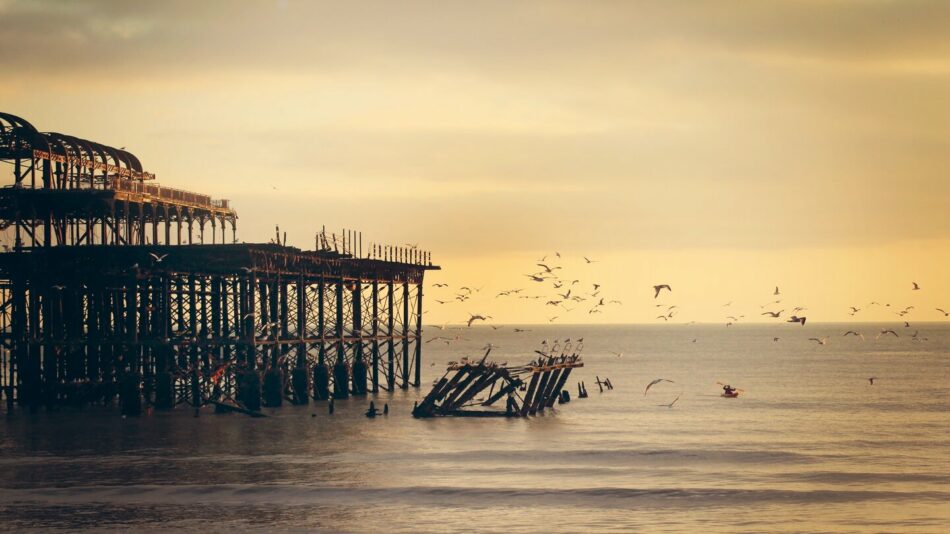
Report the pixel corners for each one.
[0,323,948,533]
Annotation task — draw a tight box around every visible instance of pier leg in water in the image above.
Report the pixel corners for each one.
[333,361,350,399]
[120,372,142,417]
[238,370,262,412]
[263,368,282,407]
[155,372,174,410]
[328,398,334,414]
[313,363,330,401]
[154,345,174,410]
[351,358,368,395]
[291,368,309,405]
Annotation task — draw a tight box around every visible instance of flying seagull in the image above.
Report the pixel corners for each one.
[644,378,674,395]
[653,284,671,298]
[466,314,491,327]
[912,282,920,290]
[149,253,169,263]
[761,310,784,318]
[843,330,865,340]
[774,286,780,296]
[937,308,949,317]
[658,395,680,408]
[877,329,899,339]
[868,377,876,385]
[808,337,828,345]
[787,316,806,326]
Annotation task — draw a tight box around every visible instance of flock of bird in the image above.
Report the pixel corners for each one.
[730,282,940,345]
[422,254,945,399]
[427,252,626,343]
[426,248,946,354]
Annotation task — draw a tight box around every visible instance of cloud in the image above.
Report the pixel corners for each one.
[4,1,950,79]
[4,0,950,255]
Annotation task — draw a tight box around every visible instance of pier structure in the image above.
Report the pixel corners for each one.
[0,112,437,414]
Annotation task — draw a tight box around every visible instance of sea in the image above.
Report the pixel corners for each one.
[0,323,947,533]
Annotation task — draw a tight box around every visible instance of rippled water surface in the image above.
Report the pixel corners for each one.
[1,324,948,532]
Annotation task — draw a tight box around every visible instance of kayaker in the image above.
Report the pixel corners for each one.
[722,384,736,396]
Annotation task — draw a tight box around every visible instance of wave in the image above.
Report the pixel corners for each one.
[0,447,827,468]
[387,447,827,466]
[0,484,945,508]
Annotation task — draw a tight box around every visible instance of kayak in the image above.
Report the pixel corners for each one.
[721,392,740,398]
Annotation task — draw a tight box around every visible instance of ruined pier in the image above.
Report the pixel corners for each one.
[0,112,438,414]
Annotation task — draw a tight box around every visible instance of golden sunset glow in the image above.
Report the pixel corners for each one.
[3,1,949,324]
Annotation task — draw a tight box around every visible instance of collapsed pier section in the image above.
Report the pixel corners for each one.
[414,350,583,417]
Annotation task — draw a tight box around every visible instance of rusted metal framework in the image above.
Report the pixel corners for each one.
[413,344,583,418]
[0,112,237,247]
[0,112,437,414]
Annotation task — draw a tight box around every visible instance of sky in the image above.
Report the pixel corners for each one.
[1,0,949,324]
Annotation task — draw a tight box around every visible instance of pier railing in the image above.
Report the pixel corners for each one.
[315,227,433,266]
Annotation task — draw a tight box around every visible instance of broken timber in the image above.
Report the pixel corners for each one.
[413,347,583,418]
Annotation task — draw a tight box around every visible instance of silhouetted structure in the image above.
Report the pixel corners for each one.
[0,112,437,414]
[413,349,583,418]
